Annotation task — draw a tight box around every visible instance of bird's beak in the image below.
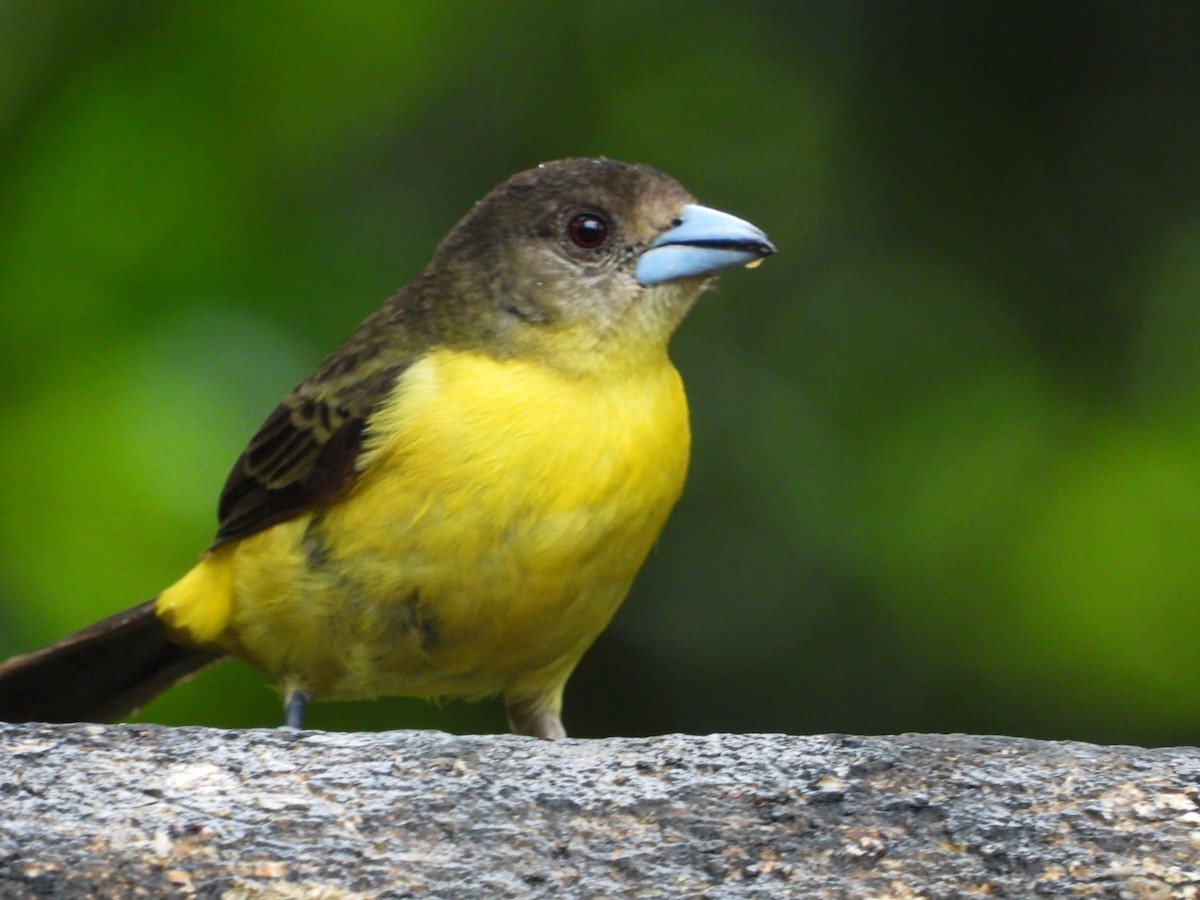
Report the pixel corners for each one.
[635,203,776,287]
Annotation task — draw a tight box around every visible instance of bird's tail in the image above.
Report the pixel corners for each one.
[0,601,224,724]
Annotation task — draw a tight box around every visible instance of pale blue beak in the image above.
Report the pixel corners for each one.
[635,203,776,287]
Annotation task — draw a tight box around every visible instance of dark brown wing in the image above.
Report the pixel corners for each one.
[210,362,406,548]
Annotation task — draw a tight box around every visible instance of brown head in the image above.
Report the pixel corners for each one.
[405,157,776,375]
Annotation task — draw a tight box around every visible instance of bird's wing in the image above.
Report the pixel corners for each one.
[210,360,406,548]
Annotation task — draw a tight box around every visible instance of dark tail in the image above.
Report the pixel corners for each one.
[0,601,225,724]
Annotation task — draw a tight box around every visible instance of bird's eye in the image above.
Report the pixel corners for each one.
[567,213,608,249]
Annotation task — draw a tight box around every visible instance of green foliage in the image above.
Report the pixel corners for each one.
[3,1,1200,744]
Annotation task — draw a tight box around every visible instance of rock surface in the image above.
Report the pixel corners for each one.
[1,723,1198,897]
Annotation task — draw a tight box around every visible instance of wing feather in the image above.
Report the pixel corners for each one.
[210,362,406,548]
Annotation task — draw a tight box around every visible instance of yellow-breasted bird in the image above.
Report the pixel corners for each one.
[0,158,774,737]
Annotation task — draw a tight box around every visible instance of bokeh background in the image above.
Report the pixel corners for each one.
[3,2,1200,746]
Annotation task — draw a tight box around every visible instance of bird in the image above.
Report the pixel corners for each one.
[0,157,775,737]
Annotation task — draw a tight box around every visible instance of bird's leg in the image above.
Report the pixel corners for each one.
[283,687,309,730]
[504,693,567,739]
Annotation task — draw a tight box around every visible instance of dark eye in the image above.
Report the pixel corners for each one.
[567,213,608,249]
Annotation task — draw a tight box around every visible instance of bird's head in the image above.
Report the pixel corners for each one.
[424,157,776,376]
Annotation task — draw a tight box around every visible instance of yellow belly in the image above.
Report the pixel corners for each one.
[157,348,690,709]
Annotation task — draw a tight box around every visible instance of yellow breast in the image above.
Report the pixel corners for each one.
[162,348,690,704]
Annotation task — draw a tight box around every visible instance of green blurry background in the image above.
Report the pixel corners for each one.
[3,2,1200,746]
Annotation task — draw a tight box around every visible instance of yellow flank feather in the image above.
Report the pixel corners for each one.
[156,347,690,714]
[156,545,235,646]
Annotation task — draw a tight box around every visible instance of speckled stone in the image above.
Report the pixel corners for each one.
[1,724,1197,897]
